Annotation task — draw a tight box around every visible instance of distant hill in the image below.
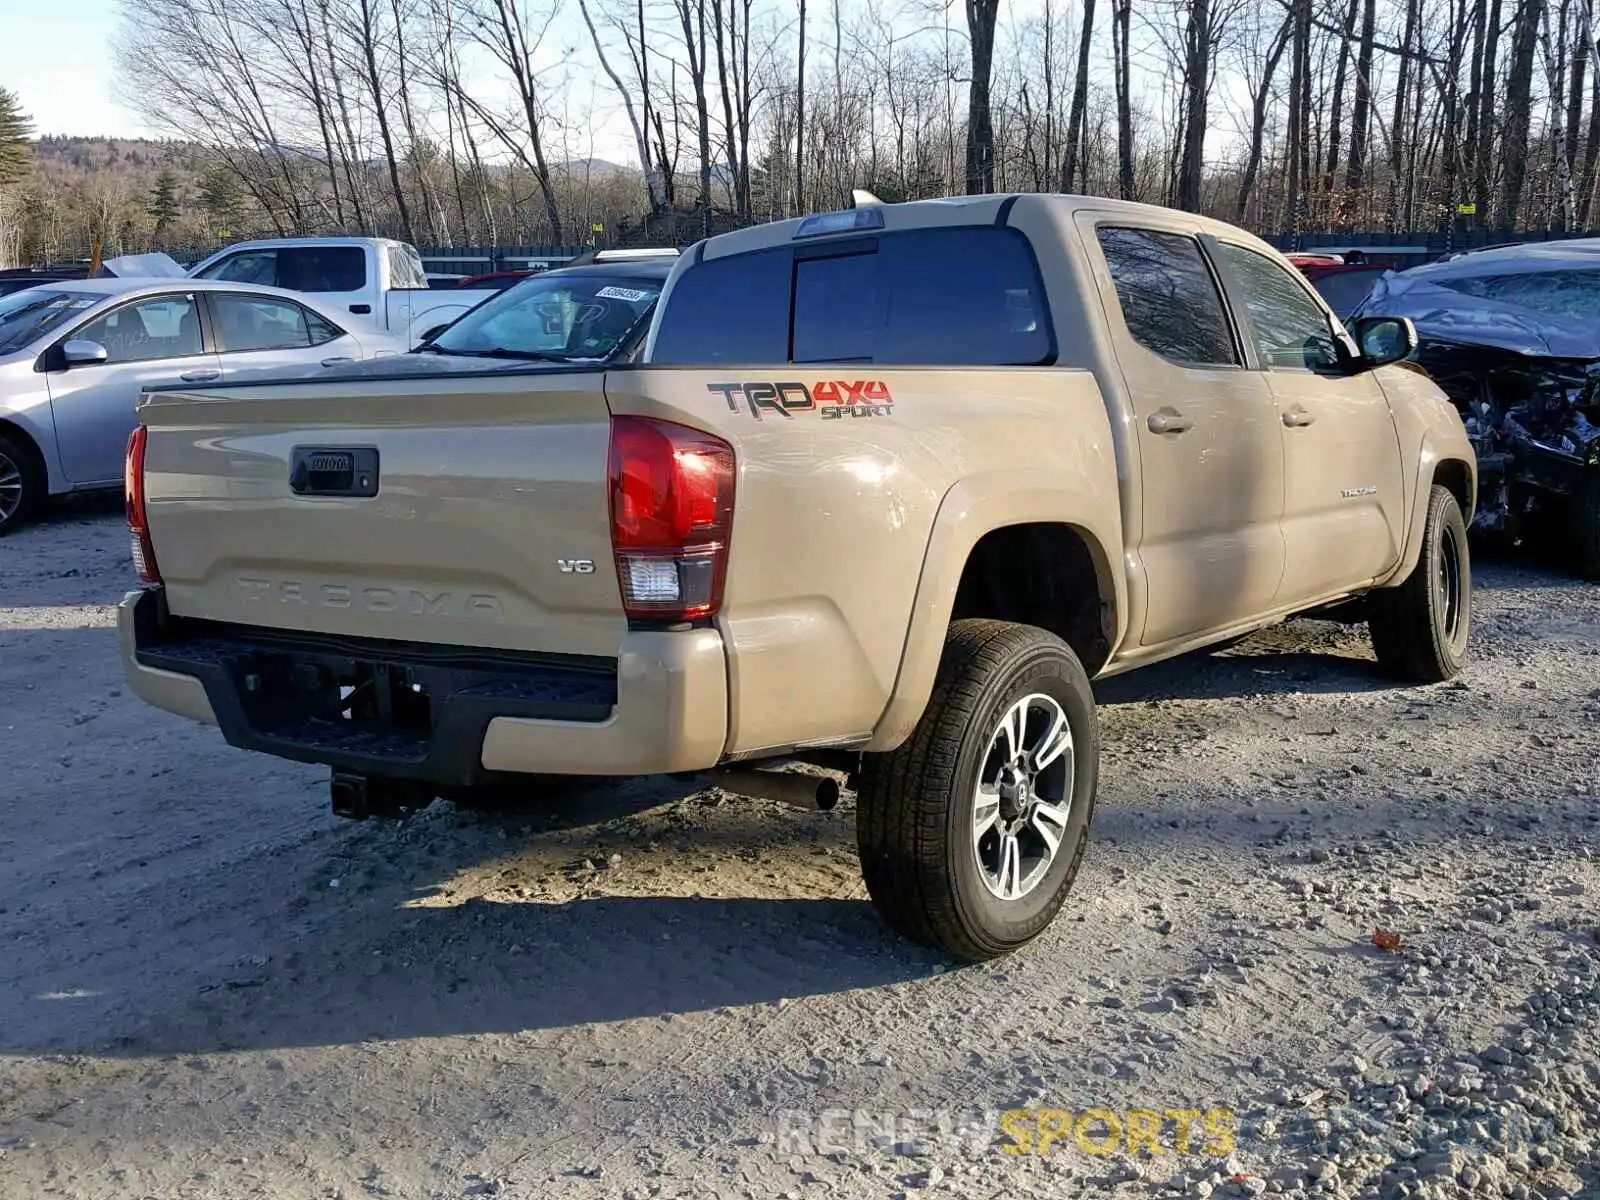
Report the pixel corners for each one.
[5,136,679,266]
[557,158,629,176]
[32,135,201,172]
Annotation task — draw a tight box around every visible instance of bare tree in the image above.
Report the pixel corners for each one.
[1112,0,1135,199]
[1502,0,1548,228]
[796,0,808,212]
[1176,0,1216,210]
[965,0,999,192]
[84,0,1600,261]
[669,0,715,224]
[1236,12,1291,220]
[1061,0,1096,191]
[1283,0,1312,231]
[456,0,564,240]
[578,0,666,211]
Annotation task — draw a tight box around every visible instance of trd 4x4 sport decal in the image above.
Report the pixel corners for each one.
[707,380,894,420]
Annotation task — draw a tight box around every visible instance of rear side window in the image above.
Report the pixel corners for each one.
[197,250,277,286]
[305,310,343,344]
[278,246,366,292]
[213,294,343,351]
[795,228,1051,364]
[652,227,1052,365]
[651,247,790,363]
[1096,226,1239,367]
[388,245,428,289]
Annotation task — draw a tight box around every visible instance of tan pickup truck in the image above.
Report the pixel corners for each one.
[118,194,1477,960]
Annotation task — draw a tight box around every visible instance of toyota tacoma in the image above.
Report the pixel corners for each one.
[118,194,1477,960]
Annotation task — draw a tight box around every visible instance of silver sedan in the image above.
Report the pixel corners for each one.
[0,278,408,533]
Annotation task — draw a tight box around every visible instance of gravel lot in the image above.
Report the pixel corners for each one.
[1,501,1597,1200]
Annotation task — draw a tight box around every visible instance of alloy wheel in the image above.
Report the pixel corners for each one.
[971,692,1077,901]
[0,449,23,525]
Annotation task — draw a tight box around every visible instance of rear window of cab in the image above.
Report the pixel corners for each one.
[650,226,1055,366]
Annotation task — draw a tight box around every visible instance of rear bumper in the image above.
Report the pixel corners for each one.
[117,588,729,784]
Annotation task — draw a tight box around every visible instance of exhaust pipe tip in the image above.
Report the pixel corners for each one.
[815,776,840,812]
[714,767,842,812]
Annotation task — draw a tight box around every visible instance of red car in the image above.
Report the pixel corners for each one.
[453,268,540,292]
[1287,253,1397,320]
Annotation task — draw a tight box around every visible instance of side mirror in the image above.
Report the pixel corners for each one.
[1350,315,1417,368]
[62,339,109,367]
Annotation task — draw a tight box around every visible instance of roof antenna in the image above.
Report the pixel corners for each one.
[850,188,884,208]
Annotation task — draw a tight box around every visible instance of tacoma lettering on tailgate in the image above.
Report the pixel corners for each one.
[236,576,504,619]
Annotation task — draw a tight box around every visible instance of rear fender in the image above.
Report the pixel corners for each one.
[864,471,1126,753]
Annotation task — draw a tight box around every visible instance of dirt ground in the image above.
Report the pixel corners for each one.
[1,499,1597,1200]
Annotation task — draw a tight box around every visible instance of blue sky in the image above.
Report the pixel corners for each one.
[3,0,147,137]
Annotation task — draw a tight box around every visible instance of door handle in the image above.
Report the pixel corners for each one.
[1281,408,1316,427]
[320,356,354,367]
[349,303,372,315]
[1147,410,1193,435]
[180,368,221,382]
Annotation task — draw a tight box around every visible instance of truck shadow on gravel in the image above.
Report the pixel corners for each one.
[95,891,938,1059]
[2,773,940,1059]
[1093,550,1579,706]
[7,894,934,1062]
[1092,633,1394,705]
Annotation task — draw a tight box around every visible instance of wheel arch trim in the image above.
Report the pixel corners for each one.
[863,472,1126,754]
[1378,434,1477,589]
[0,414,61,503]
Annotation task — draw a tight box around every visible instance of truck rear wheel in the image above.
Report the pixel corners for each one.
[855,619,1098,962]
[1368,483,1471,682]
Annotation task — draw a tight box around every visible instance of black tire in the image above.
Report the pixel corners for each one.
[1368,483,1471,682]
[0,431,44,536]
[1570,473,1600,581]
[855,619,1099,962]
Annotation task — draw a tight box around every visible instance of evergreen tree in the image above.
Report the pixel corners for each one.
[149,169,180,242]
[0,87,33,187]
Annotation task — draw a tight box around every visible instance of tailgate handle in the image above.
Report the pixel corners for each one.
[288,446,380,498]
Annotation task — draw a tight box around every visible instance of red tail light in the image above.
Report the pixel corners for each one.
[608,415,735,621]
[125,425,160,584]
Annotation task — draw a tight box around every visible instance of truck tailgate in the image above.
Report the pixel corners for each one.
[137,368,625,658]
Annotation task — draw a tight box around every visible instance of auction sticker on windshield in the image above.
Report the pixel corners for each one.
[596,286,651,302]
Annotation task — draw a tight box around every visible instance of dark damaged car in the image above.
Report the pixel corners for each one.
[1351,241,1600,576]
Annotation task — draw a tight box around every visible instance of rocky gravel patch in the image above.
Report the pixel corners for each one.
[0,511,1596,1200]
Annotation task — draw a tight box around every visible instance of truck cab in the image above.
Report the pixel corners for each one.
[188,237,497,348]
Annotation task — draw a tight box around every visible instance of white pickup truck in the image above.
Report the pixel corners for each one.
[186,237,496,348]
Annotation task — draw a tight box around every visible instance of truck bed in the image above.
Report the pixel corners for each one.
[127,361,1120,776]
